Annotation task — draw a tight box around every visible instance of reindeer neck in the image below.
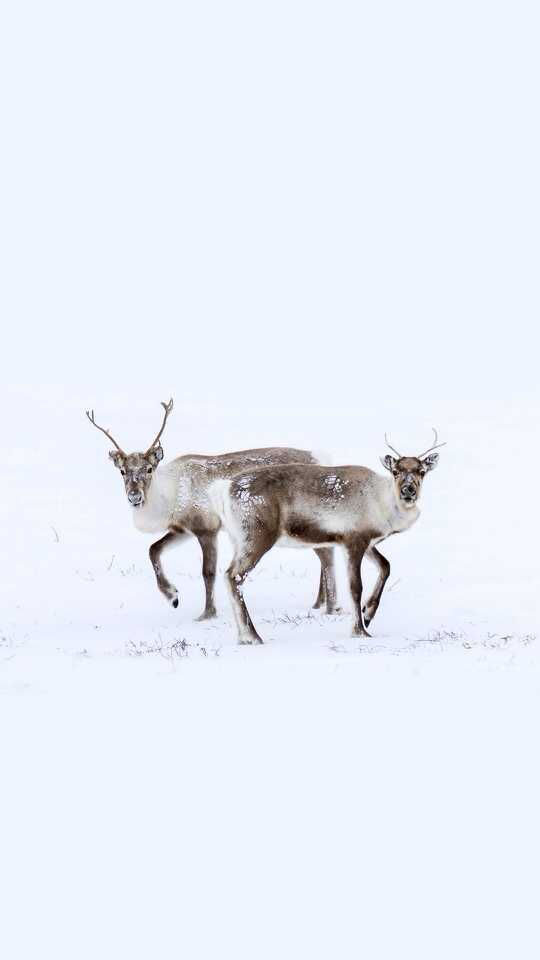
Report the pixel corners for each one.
[383,478,420,534]
[131,463,176,533]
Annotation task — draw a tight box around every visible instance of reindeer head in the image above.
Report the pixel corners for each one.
[381,429,444,508]
[86,399,174,508]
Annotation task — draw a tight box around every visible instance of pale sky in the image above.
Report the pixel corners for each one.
[1,0,538,448]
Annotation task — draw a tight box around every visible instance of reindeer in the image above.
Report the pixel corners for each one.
[210,431,445,644]
[86,399,338,620]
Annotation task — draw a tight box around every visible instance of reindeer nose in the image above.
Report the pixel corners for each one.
[401,483,416,498]
[128,490,143,506]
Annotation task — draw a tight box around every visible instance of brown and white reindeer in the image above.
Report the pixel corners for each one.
[86,399,338,620]
[210,430,445,643]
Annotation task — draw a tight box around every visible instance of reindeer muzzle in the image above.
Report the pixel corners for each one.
[400,479,417,502]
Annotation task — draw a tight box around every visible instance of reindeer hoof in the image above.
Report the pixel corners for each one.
[362,604,375,628]
[196,608,217,622]
[239,634,264,645]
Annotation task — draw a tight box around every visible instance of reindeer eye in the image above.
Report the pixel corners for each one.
[146,466,152,475]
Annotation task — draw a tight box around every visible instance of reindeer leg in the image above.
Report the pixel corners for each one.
[195,533,218,621]
[314,548,340,614]
[362,546,390,628]
[312,554,326,610]
[226,535,276,645]
[149,529,189,608]
[345,538,371,638]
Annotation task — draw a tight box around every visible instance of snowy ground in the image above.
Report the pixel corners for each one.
[2,404,539,958]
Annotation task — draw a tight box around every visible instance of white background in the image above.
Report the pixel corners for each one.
[1,2,539,958]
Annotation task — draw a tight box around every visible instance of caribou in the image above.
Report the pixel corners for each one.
[86,399,338,620]
[211,431,445,643]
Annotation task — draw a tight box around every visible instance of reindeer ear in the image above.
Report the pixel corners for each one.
[380,454,396,473]
[109,450,125,468]
[146,443,164,468]
[422,453,439,472]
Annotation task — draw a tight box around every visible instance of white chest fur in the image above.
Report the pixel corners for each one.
[388,501,419,535]
[377,481,420,537]
[131,470,176,534]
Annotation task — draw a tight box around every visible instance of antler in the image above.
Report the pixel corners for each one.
[418,427,447,459]
[85,409,125,454]
[384,433,402,458]
[145,398,174,454]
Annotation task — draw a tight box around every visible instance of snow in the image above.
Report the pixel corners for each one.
[3,0,540,956]
[2,404,539,958]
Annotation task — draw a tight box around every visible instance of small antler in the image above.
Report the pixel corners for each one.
[384,433,402,458]
[145,398,174,454]
[85,409,125,454]
[418,427,447,459]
